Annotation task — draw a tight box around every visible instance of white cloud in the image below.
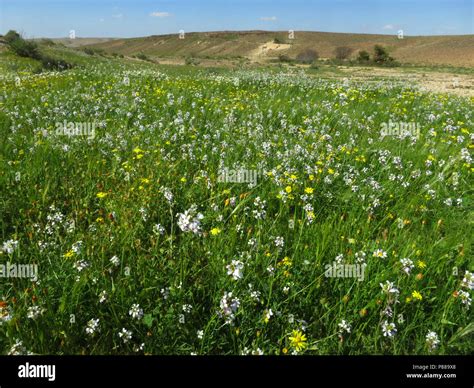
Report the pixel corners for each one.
[383,24,395,30]
[260,16,277,21]
[150,11,171,18]
[112,13,123,19]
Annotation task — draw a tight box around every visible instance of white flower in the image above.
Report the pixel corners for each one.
[73,259,89,272]
[0,305,13,324]
[27,305,44,320]
[71,241,83,255]
[197,330,204,339]
[118,328,132,343]
[461,271,474,290]
[380,280,399,295]
[161,186,174,204]
[1,239,19,254]
[381,321,397,338]
[400,258,414,275]
[8,339,29,355]
[133,343,145,353]
[160,287,170,300]
[426,331,440,351]
[177,206,203,235]
[99,290,108,303]
[274,236,284,248]
[226,260,244,280]
[139,207,148,222]
[458,290,471,308]
[85,318,100,335]
[338,319,351,334]
[182,304,193,313]
[219,292,240,324]
[264,308,273,322]
[373,249,387,259]
[129,304,144,320]
[355,251,366,263]
[152,223,165,235]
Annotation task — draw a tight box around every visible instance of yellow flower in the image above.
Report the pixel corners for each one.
[63,250,74,258]
[210,227,221,236]
[412,290,423,301]
[416,260,426,269]
[289,330,307,352]
[285,185,292,193]
[96,192,108,199]
[180,177,187,183]
[304,187,314,194]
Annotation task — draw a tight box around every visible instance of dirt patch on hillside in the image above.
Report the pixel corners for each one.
[248,41,292,61]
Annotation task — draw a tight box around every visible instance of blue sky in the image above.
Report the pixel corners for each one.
[1,0,472,38]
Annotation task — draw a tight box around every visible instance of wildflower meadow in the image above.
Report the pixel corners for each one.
[0,58,473,355]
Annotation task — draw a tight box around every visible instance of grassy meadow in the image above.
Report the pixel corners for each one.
[0,47,473,355]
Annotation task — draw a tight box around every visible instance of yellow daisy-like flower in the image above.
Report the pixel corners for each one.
[289,330,307,352]
[63,250,74,258]
[304,187,314,194]
[416,260,426,269]
[285,185,292,194]
[412,290,423,301]
[96,192,108,199]
[210,227,221,236]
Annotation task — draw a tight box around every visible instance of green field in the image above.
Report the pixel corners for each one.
[0,48,473,355]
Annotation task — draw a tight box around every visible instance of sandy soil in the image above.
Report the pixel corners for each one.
[337,66,474,98]
[248,41,292,61]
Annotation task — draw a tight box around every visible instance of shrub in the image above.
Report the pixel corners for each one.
[278,54,292,63]
[373,45,394,65]
[40,56,74,71]
[185,56,200,66]
[334,46,353,60]
[296,49,319,64]
[4,30,21,44]
[5,30,41,59]
[357,50,370,62]
[136,52,150,61]
[83,47,95,56]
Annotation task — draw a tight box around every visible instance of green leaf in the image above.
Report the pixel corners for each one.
[143,313,154,328]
